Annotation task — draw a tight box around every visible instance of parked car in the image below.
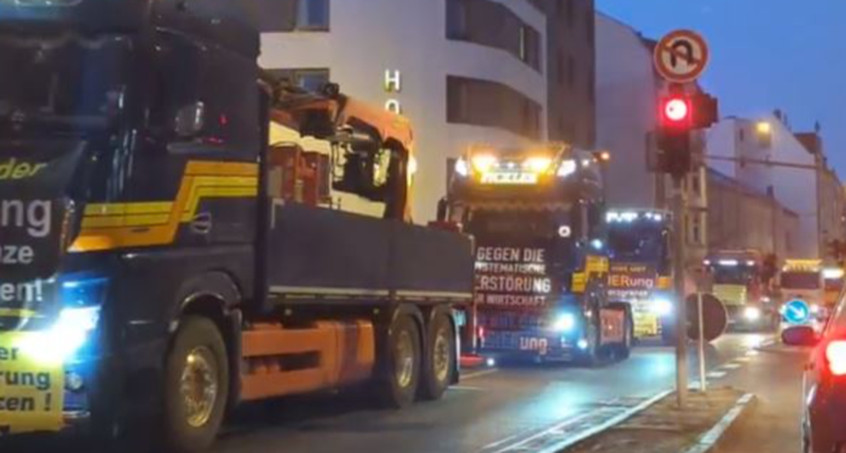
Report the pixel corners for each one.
[784,292,846,453]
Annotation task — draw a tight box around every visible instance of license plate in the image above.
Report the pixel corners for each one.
[480,172,538,185]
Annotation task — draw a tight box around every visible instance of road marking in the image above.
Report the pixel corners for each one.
[682,393,755,453]
[450,386,487,391]
[463,369,498,380]
[721,363,742,370]
[734,357,751,363]
[746,350,759,357]
[488,413,596,453]
[707,371,727,379]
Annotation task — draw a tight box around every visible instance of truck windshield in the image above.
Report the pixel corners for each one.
[0,32,130,134]
[607,223,663,262]
[712,266,757,285]
[781,271,821,290]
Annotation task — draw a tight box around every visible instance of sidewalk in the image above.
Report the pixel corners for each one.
[711,344,809,453]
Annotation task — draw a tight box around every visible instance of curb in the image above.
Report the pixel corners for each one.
[681,393,757,453]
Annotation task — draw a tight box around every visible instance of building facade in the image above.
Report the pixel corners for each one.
[706,114,845,258]
[243,0,601,222]
[707,169,800,260]
[532,0,596,148]
[594,13,661,209]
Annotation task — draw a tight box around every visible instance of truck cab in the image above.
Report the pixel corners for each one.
[705,250,777,331]
[440,144,632,364]
[780,259,827,323]
[605,209,674,342]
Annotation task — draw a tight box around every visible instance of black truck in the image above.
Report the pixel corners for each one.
[0,1,473,450]
[440,144,633,364]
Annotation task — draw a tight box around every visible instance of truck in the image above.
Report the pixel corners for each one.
[779,259,828,322]
[605,209,675,343]
[0,1,474,450]
[438,144,633,365]
[705,250,778,331]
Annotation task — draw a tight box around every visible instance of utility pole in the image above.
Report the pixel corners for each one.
[671,175,688,405]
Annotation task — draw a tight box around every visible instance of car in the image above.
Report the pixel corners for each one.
[784,292,846,453]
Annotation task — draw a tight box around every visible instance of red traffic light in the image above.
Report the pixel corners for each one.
[660,96,692,126]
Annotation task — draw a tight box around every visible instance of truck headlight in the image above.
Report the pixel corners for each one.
[551,313,576,332]
[810,304,821,314]
[19,306,101,365]
[650,298,673,316]
[743,306,762,321]
[557,159,577,178]
[18,276,107,364]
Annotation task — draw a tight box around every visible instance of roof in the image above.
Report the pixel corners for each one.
[707,167,799,217]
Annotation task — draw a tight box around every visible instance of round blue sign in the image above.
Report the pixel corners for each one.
[783,299,811,324]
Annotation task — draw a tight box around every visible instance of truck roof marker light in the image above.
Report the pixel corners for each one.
[455,157,469,177]
[653,214,663,222]
[621,212,638,222]
[606,212,621,222]
[718,259,739,267]
[590,239,604,250]
[557,159,577,177]
[704,259,711,266]
[746,260,756,266]
[471,155,497,173]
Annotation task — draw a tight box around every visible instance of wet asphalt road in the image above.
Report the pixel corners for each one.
[1,333,774,453]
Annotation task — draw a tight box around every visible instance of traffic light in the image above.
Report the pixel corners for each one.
[655,92,719,178]
[656,95,692,177]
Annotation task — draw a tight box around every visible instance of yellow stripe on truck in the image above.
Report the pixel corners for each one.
[70,161,258,252]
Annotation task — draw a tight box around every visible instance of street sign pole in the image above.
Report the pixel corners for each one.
[672,175,688,407]
[697,291,707,392]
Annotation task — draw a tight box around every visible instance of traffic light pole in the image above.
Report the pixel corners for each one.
[672,175,689,407]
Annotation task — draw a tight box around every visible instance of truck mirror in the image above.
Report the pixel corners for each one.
[174,101,205,138]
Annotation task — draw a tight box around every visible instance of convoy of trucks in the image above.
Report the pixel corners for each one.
[704,250,777,331]
[0,1,475,450]
[439,144,633,365]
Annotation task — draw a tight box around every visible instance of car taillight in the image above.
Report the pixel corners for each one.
[826,340,846,376]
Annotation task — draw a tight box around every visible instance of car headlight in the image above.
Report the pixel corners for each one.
[650,298,673,316]
[743,306,762,321]
[551,313,576,332]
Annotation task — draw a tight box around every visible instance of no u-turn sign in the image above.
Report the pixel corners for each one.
[653,30,710,83]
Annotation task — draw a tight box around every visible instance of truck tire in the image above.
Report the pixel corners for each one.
[576,310,602,368]
[606,303,633,360]
[378,314,422,408]
[162,316,229,453]
[420,313,455,401]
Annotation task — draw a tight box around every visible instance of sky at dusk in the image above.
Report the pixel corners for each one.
[596,0,846,177]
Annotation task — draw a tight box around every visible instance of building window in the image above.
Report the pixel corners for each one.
[446,0,468,39]
[568,55,576,88]
[738,128,745,142]
[587,68,594,103]
[296,0,329,30]
[519,26,528,62]
[692,214,702,245]
[446,75,542,139]
[691,173,701,196]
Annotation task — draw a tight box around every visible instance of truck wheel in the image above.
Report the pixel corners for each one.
[576,311,602,367]
[420,313,455,401]
[162,316,229,453]
[618,311,633,360]
[378,315,422,408]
